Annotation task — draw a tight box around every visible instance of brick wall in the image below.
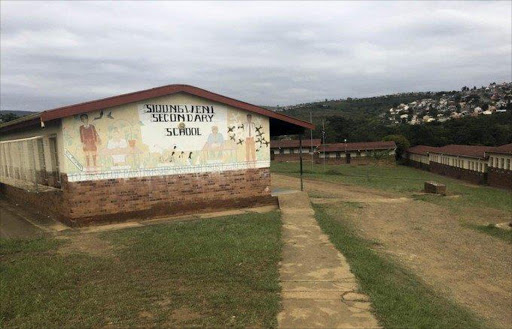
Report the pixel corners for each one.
[1,168,276,226]
[487,168,512,190]
[429,162,486,185]
[272,153,312,162]
[406,159,430,171]
[0,183,66,219]
[315,156,395,166]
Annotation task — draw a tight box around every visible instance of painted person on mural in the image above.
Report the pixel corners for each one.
[202,126,224,161]
[107,127,128,166]
[244,114,256,163]
[79,113,101,169]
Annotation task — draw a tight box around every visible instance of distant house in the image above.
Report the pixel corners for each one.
[316,141,396,165]
[270,139,321,162]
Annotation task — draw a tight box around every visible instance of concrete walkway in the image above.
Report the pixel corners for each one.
[277,192,380,329]
[0,199,44,239]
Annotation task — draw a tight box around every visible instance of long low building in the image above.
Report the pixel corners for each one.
[429,145,492,185]
[270,138,321,162]
[316,141,396,165]
[405,143,512,189]
[406,145,439,170]
[0,84,313,225]
[486,143,512,189]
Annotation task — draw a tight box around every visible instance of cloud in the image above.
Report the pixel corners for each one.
[1,1,510,111]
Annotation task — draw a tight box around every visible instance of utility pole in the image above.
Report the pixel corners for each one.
[344,138,347,164]
[322,119,326,172]
[299,134,303,191]
[310,111,313,171]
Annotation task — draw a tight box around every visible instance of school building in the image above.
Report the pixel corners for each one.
[270,138,321,162]
[405,143,512,189]
[316,141,397,165]
[486,143,512,189]
[0,85,313,226]
[405,145,439,170]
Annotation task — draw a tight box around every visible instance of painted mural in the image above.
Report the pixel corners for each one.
[62,95,270,182]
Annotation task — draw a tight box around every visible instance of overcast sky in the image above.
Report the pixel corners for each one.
[1,1,511,112]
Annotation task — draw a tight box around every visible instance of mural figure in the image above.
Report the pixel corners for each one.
[244,114,256,162]
[202,126,224,162]
[79,114,101,169]
[107,127,128,166]
[64,101,270,182]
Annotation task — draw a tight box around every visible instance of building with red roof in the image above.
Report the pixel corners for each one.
[405,143,511,189]
[316,141,396,165]
[270,139,321,162]
[0,84,314,225]
[486,143,512,189]
[405,145,440,170]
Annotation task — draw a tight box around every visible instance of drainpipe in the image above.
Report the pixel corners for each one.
[299,134,303,191]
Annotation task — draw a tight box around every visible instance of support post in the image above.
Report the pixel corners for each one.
[299,134,304,191]
[310,111,314,171]
[28,139,38,192]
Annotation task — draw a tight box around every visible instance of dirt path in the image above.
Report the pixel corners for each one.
[272,174,512,329]
[277,191,380,329]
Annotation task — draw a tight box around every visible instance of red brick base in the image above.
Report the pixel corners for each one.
[429,162,486,185]
[406,159,430,171]
[487,168,512,190]
[1,168,276,226]
[272,153,314,162]
[315,156,395,166]
[0,183,64,220]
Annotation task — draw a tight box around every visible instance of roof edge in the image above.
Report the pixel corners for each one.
[41,84,314,130]
[0,113,42,132]
[1,84,315,132]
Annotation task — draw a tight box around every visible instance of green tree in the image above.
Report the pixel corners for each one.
[382,135,410,160]
[0,112,19,123]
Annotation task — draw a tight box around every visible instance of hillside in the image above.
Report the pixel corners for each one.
[272,82,512,125]
[270,82,512,148]
[0,110,36,117]
[0,110,36,124]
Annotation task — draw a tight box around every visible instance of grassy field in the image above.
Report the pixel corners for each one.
[271,162,512,213]
[0,212,282,329]
[313,203,486,329]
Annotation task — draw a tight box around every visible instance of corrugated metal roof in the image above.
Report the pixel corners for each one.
[270,139,322,148]
[407,145,440,156]
[430,144,494,159]
[487,143,512,155]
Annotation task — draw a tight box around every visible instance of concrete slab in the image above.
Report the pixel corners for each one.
[277,192,380,329]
